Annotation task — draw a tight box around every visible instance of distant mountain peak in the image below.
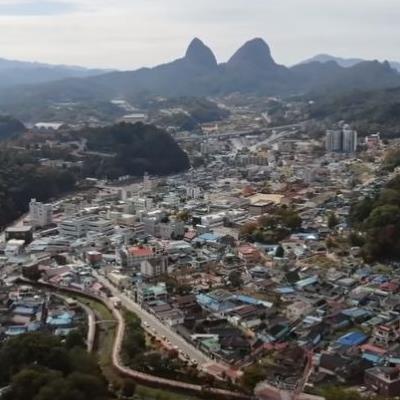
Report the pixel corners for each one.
[228,38,276,68]
[184,38,217,68]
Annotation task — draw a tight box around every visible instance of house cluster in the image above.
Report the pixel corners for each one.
[0,284,83,340]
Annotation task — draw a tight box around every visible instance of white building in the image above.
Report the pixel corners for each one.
[159,220,185,240]
[342,125,358,153]
[29,199,53,228]
[186,186,201,200]
[140,256,168,278]
[59,216,89,238]
[325,125,357,154]
[59,216,114,239]
[325,130,342,153]
[5,239,25,258]
[143,172,153,192]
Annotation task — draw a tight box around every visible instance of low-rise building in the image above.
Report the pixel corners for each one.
[136,282,168,304]
[365,367,400,397]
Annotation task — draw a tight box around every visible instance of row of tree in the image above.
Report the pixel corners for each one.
[240,206,302,244]
[349,174,400,261]
[0,332,109,400]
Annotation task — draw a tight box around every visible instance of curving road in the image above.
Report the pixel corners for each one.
[17,277,254,400]
[93,271,213,366]
[109,290,254,400]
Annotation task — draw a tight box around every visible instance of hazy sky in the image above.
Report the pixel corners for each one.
[0,0,399,69]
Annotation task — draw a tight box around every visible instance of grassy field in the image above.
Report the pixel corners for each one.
[135,385,202,400]
[73,295,120,385]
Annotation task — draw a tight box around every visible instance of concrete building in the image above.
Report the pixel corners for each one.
[342,125,358,153]
[29,199,53,228]
[5,226,33,244]
[59,216,114,239]
[122,245,158,268]
[5,239,25,258]
[325,125,357,154]
[86,218,114,237]
[186,186,202,200]
[59,216,88,238]
[159,220,185,240]
[365,133,381,149]
[325,129,342,153]
[108,272,131,289]
[136,282,168,304]
[140,256,168,278]
[143,172,153,192]
[365,367,400,397]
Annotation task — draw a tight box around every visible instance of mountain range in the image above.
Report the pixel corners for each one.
[299,54,400,72]
[0,58,109,88]
[1,38,400,116]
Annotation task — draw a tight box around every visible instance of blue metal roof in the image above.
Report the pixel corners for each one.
[296,275,318,288]
[341,308,371,318]
[46,312,73,327]
[275,287,295,294]
[336,331,368,347]
[196,233,220,242]
[13,306,36,316]
[362,353,382,364]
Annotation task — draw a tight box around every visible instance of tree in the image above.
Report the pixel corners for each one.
[275,245,285,258]
[228,271,243,288]
[120,379,136,398]
[349,196,374,225]
[176,210,191,222]
[65,330,86,350]
[349,175,400,261]
[252,229,265,243]
[241,365,266,390]
[278,207,302,231]
[0,332,68,384]
[240,222,257,237]
[327,212,339,229]
[4,368,61,400]
[0,332,108,400]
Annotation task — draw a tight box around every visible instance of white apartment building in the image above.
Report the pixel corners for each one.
[186,186,202,200]
[325,129,342,153]
[342,125,358,153]
[325,125,357,154]
[159,220,185,240]
[29,199,53,228]
[140,256,168,278]
[59,216,114,239]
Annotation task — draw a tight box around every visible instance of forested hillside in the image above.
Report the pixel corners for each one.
[0,115,25,140]
[0,149,76,226]
[81,122,190,179]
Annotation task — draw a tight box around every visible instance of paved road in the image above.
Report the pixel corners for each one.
[93,271,213,366]
[109,290,253,400]
[18,277,253,400]
[78,300,96,353]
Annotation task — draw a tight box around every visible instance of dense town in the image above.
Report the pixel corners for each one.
[1,98,400,400]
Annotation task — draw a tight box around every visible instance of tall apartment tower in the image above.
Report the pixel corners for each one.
[325,126,357,154]
[342,125,358,153]
[325,130,342,152]
[143,172,152,192]
[29,198,53,228]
